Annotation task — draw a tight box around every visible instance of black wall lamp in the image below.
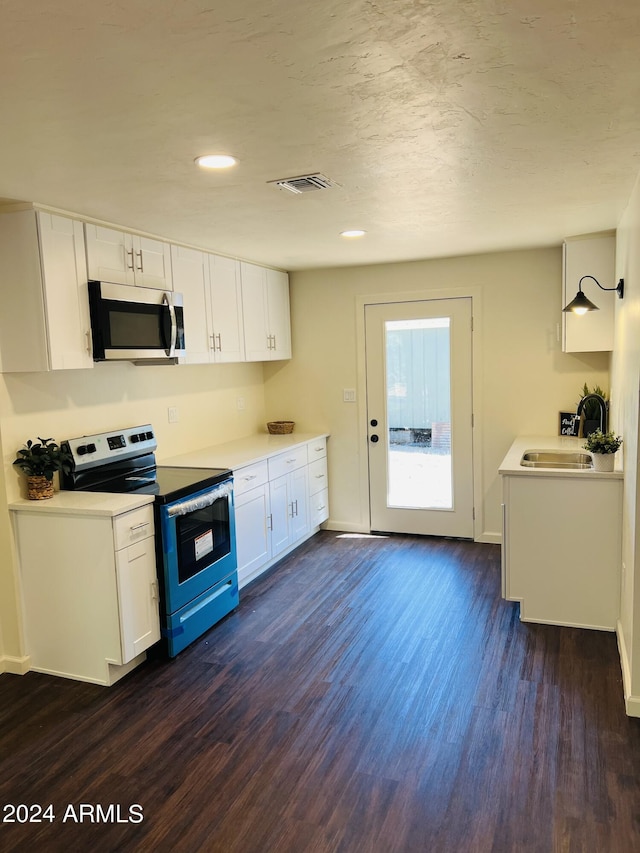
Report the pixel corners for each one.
[563,275,625,315]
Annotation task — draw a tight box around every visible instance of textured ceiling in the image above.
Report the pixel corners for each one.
[1,0,639,270]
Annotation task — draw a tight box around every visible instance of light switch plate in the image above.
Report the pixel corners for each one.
[343,389,356,402]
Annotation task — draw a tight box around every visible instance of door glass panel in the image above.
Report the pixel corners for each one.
[385,317,452,509]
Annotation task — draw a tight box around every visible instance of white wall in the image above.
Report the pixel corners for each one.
[0,360,267,665]
[611,168,640,714]
[264,247,610,539]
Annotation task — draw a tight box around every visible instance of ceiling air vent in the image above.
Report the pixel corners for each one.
[268,173,337,194]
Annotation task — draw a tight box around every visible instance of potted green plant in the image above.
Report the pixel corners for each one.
[583,429,622,472]
[13,437,73,500]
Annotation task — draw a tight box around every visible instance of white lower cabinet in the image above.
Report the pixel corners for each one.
[501,473,622,630]
[233,437,329,587]
[11,503,160,685]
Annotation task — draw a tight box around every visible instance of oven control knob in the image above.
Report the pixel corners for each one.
[77,445,87,456]
[130,434,139,443]
[145,431,153,440]
[86,443,97,454]
[138,432,147,441]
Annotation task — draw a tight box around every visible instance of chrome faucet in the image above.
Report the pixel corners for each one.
[576,393,608,433]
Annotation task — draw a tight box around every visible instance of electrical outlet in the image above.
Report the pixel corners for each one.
[237,396,246,411]
[168,406,179,423]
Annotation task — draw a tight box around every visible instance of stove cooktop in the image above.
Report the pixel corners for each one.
[76,465,232,503]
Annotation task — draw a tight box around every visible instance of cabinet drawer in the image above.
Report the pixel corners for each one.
[234,460,269,496]
[307,438,327,462]
[113,505,154,550]
[308,457,328,496]
[268,446,308,479]
[310,488,329,526]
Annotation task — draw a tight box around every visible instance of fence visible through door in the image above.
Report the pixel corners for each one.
[365,298,474,538]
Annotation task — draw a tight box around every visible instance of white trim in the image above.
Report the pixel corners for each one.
[616,620,640,716]
[477,531,502,545]
[355,286,484,540]
[0,654,30,675]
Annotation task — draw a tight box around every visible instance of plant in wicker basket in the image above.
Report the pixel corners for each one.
[13,437,73,499]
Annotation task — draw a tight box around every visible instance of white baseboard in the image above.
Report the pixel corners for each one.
[477,531,501,545]
[0,654,30,676]
[323,520,370,534]
[616,621,640,717]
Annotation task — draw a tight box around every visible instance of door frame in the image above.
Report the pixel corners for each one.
[355,286,486,542]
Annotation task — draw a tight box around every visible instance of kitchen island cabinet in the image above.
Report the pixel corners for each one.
[163,432,329,587]
[10,494,160,685]
[500,436,622,630]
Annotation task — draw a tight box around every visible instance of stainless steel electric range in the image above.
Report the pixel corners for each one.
[61,425,238,657]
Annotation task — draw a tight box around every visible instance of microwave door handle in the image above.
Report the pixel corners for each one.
[162,292,177,357]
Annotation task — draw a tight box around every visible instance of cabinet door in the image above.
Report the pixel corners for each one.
[85,224,136,285]
[115,537,161,663]
[266,268,291,359]
[38,212,94,370]
[208,254,245,362]
[240,261,271,361]
[132,235,173,291]
[562,234,616,353]
[171,245,212,364]
[235,484,271,581]
[289,465,309,542]
[269,474,291,556]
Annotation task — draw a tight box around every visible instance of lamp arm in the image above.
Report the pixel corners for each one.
[578,275,625,299]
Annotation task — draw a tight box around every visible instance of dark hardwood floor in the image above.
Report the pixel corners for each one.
[1,531,639,852]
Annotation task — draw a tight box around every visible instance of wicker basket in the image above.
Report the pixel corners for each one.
[27,475,54,500]
[267,421,295,435]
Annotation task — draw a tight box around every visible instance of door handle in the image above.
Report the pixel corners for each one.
[370,434,379,443]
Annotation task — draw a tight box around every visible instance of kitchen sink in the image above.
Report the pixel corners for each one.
[520,450,593,469]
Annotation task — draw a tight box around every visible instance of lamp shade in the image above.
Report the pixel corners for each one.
[562,290,599,314]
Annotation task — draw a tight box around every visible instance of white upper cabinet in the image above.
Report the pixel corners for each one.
[240,262,291,361]
[562,233,616,353]
[171,246,245,364]
[85,224,173,291]
[0,209,93,372]
[207,254,245,363]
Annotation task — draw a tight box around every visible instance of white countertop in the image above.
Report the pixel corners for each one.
[499,435,623,479]
[161,431,329,471]
[9,491,155,517]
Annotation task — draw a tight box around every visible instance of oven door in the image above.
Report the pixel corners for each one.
[156,478,237,615]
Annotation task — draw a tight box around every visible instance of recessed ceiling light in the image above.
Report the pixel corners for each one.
[195,154,238,169]
[340,229,366,238]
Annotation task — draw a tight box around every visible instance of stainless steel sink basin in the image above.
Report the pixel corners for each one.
[520,450,593,469]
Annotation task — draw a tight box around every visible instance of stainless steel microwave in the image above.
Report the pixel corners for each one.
[88,280,186,363]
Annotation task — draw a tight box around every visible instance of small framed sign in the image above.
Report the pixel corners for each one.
[559,412,580,436]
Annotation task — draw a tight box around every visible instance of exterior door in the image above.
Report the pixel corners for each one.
[365,298,474,538]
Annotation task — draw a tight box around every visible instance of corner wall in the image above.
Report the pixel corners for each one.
[264,247,610,539]
[611,168,640,715]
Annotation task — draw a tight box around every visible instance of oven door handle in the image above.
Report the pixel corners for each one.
[163,292,177,357]
[165,479,233,518]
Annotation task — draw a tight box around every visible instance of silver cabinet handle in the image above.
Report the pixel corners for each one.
[151,580,159,601]
[243,475,257,482]
[85,331,92,354]
[126,248,135,270]
[267,513,273,531]
[130,522,150,532]
[209,334,215,350]
[136,250,144,272]
[272,334,276,350]
[216,333,222,351]
[315,473,325,479]
[163,292,177,356]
